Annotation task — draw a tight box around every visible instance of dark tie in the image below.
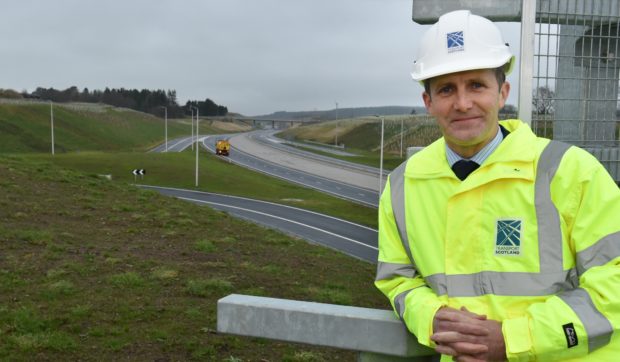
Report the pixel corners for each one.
[452,160,479,181]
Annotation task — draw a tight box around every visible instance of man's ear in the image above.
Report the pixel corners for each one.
[423,91,432,111]
[499,81,510,108]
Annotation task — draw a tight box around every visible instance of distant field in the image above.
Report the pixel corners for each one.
[0,154,387,360]
[0,101,250,153]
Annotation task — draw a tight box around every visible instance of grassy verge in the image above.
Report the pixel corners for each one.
[0,155,388,361]
[25,150,379,228]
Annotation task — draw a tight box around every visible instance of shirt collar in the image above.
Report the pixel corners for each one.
[446,125,504,167]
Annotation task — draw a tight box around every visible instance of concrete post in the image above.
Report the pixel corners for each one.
[217,294,437,359]
[554,25,588,144]
[555,23,620,147]
[578,24,620,147]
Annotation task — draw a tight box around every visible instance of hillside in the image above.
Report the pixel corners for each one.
[254,105,426,121]
[0,100,250,153]
[278,114,442,152]
[0,155,387,360]
[274,114,442,170]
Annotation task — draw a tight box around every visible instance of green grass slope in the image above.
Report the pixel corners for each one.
[278,115,441,152]
[0,155,388,360]
[36,150,378,228]
[0,101,242,153]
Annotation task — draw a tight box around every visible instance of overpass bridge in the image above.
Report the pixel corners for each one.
[232,117,313,129]
[201,116,308,130]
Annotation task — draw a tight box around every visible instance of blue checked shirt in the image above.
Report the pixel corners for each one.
[446,126,504,167]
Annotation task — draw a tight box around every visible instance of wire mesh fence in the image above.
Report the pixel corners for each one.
[532,0,620,181]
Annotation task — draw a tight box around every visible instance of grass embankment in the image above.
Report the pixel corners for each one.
[0,155,388,361]
[277,115,442,170]
[33,150,378,228]
[0,102,250,153]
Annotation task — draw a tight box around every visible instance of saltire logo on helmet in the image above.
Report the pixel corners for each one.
[446,31,464,53]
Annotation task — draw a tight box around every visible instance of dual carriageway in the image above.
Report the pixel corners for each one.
[146,130,387,262]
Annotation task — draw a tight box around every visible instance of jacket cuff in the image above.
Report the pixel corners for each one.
[503,316,534,362]
[403,289,445,347]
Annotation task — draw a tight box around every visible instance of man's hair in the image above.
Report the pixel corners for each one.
[423,65,508,96]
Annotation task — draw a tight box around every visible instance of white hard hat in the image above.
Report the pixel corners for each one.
[411,10,515,82]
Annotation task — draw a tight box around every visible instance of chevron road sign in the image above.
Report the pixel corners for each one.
[132,169,146,180]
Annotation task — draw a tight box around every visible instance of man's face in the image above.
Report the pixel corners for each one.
[422,69,510,157]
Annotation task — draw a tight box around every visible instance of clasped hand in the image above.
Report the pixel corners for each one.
[431,307,506,362]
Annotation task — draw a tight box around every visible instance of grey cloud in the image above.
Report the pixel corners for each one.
[2,0,520,115]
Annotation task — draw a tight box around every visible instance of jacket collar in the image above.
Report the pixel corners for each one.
[404,120,538,186]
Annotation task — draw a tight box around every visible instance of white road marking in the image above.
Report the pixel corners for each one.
[140,185,377,231]
[176,196,377,251]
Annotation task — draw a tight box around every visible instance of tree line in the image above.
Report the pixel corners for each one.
[12,86,228,118]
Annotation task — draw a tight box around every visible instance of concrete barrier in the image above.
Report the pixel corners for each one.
[217,294,437,361]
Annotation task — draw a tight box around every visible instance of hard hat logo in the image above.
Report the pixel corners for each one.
[411,10,514,82]
[446,31,464,53]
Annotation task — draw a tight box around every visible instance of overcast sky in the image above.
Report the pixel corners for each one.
[1,0,521,116]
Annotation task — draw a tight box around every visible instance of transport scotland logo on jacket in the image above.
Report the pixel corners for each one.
[495,219,521,256]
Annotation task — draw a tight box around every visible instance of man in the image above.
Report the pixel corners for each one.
[375,10,620,362]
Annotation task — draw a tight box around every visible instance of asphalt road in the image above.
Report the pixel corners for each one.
[153,133,381,207]
[138,185,378,262]
[254,130,390,176]
[225,132,381,206]
[229,131,384,194]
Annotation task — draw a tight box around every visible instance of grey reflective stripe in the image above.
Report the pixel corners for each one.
[425,268,579,297]
[558,288,613,352]
[389,162,415,265]
[535,140,571,273]
[393,289,412,320]
[386,162,419,321]
[375,261,417,281]
[576,231,620,275]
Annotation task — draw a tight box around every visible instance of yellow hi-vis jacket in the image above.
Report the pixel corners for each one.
[375,120,620,361]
